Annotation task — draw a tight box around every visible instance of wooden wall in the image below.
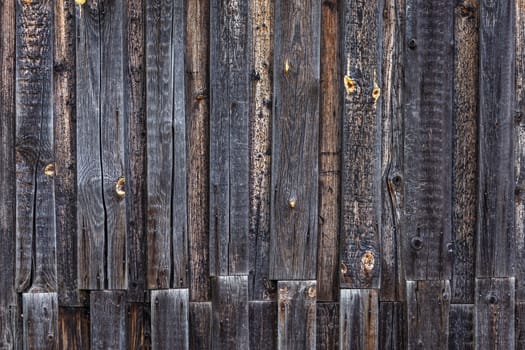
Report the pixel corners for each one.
[0,0,522,348]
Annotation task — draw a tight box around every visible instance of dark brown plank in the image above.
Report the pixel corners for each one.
[249,301,277,350]
[151,289,189,349]
[517,302,525,349]
[316,302,338,350]
[90,291,126,350]
[340,0,382,289]
[23,293,58,350]
[448,304,474,350]
[269,0,320,280]
[340,289,378,350]
[403,0,454,280]
[209,0,250,276]
[379,302,405,350]
[406,280,450,349]
[277,281,316,349]
[189,302,211,350]
[58,307,90,350]
[126,303,151,350]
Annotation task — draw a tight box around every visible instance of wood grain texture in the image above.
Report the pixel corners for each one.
[476,0,515,278]
[340,0,382,289]
[277,281,316,350]
[23,293,58,350]
[126,303,152,350]
[316,302,338,350]
[151,289,189,349]
[249,301,277,350]
[209,0,250,276]
[15,0,56,293]
[58,307,90,350]
[406,280,450,350]
[340,289,378,350]
[448,304,474,350]
[517,302,525,349]
[379,302,405,350]
[269,0,320,280]
[403,0,454,281]
[90,291,126,350]
[189,302,211,350]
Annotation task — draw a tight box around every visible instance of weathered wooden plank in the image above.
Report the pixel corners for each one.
[316,302,338,350]
[90,291,126,350]
[340,289,378,350]
[406,280,450,349]
[277,281,316,350]
[249,301,277,350]
[189,302,212,350]
[211,276,249,349]
[58,307,89,350]
[186,0,210,302]
[475,278,515,349]
[517,302,525,349]
[151,289,189,349]
[317,0,340,301]
[448,304,474,350]
[23,293,58,350]
[145,0,188,289]
[209,0,250,276]
[403,0,454,280]
[340,0,382,289]
[269,0,320,280]
[476,0,515,278]
[15,0,56,293]
[126,303,152,350]
[379,302,405,350]
[452,0,479,304]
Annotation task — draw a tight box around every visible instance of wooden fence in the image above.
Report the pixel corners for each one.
[0,0,523,348]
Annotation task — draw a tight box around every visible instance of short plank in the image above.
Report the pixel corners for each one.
[23,293,58,350]
[448,304,474,350]
[211,276,249,349]
[406,280,450,349]
[249,301,277,350]
[475,278,515,349]
[126,303,151,350]
[90,291,126,350]
[340,0,382,289]
[270,0,321,280]
[58,307,89,350]
[379,302,405,350]
[277,281,316,350]
[316,302,338,350]
[209,0,250,276]
[403,0,454,280]
[151,289,189,349]
[517,302,525,349]
[189,302,212,350]
[340,289,378,350]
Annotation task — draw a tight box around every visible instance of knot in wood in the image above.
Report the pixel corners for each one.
[307,286,316,298]
[410,236,424,250]
[44,163,55,176]
[361,251,375,272]
[115,176,126,196]
[340,262,348,274]
[344,75,356,94]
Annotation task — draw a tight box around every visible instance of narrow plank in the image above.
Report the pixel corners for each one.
[317,0,340,301]
[451,0,479,304]
[23,293,58,350]
[90,291,126,350]
[270,0,320,280]
[475,278,515,349]
[340,0,382,289]
[517,302,525,349]
[211,276,249,349]
[209,0,250,276]
[126,303,152,350]
[277,281,316,350]
[15,0,56,293]
[476,0,515,278]
[379,302,405,350]
[406,280,450,349]
[340,289,378,350]
[151,289,189,349]
[448,304,474,350]
[316,302,338,350]
[249,301,277,350]
[58,307,89,350]
[403,0,454,280]
[186,0,210,301]
[189,302,212,350]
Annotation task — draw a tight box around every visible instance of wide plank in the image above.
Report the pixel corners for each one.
[151,289,189,349]
[189,302,212,350]
[126,303,151,350]
[249,301,277,350]
[90,291,126,350]
[23,293,58,350]
[448,304,474,350]
[316,302,338,350]
[379,302,405,350]
[58,307,89,350]
[340,289,378,350]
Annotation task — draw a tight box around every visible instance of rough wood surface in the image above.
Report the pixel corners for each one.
[379,302,404,350]
[517,302,525,349]
[126,303,152,350]
[448,304,474,350]
[340,289,378,350]
[151,289,189,349]
[23,293,58,350]
[90,291,126,350]
[316,302,338,350]
[249,301,277,350]
[189,302,211,350]
[58,307,90,350]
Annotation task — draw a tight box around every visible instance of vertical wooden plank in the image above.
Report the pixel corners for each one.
[249,301,277,350]
[90,291,126,350]
[448,304,474,350]
[186,0,210,301]
[403,0,454,280]
[379,302,405,350]
[340,289,378,350]
[23,293,58,350]
[151,289,189,349]
[475,278,515,349]
[126,303,152,350]
[189,302,211,350]
[211,276,248,349]
[406,280,450,349]
[340,0,382,289]
[316,302,338,350]
[517,302,525,349]
[209,0,250,276]
[277,281,316,350]
[270,0,320,280]
[15,0,56,293]
[58,307,90,350]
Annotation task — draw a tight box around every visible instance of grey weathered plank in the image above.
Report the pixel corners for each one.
[406,280,450,349]
[448,304,474,350]
[126,303,152,350]
[186,0,210,302]
[90,291,126,350]
[23,293,58,350]
[189,302,212,350]
[403,0,454,280]
[15,0,56,293]
[249,301,277,350]
[58,307,90,350]
[145,0,188,289]
[451,0,479,304]
[316,302,338,350]
[476,0,515,278]
[340,0,382,289]
[475,278,515,349]
[340,289,378,350]
[209,0,250,276]
[151,289,189,349]
[277,281,316,350]
[269,0,320,280]
[517,302,525,349]
[379,302,405,350]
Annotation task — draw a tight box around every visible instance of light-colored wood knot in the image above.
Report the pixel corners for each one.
[340,262,348,274]
[196,94,205,101]
[288,199,296,209]
[372,87,381,101]
[284,59,290,74]
[361,251,375,272]
[115,176,126,196]
[308,286,316,298]
[75,0,86,4]
[44,163,55,176]
[344,75,356,94]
